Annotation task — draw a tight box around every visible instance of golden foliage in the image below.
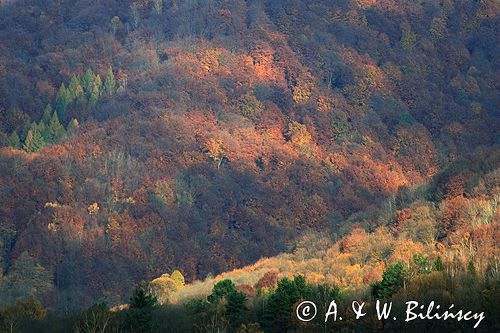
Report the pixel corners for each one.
[292,72,314,104]
[285,121,312,147]
[87,202,99,215]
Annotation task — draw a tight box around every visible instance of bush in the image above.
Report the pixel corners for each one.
[237,93,262,117]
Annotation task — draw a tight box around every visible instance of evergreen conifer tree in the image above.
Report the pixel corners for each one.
[23,123,45,153]
[6,131,21,149]
[89,83,100,107]
[55,83,70,122]
[49,111,65,143]
[41,104,53,124]
[68,75,82,101]
[38,121,51,143]
[21,121,32,141]
[82,69,95,96]
[104,66,116,96]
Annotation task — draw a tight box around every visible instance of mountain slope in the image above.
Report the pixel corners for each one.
[0,0,498,309]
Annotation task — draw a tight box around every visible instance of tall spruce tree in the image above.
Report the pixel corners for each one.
[104,66,116,96]
[41,104,53,124]
[38,121,51,143]
[23,123,45,153]
[68,75,82,101]
[6,131,21,149]
[55,83,70,123]
[82,69,95,96]
[89,83,100,107]
[21,121,32,141]
[49,111,65,143]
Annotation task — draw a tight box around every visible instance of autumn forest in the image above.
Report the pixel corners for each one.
[0,0,498,332]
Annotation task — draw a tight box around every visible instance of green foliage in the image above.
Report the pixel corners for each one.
[6,131,21,149]
[237,93,261,117]
[371,262,405,299]
[433,256,444,271]
[89,75,102,107]
[127,283,158,333]
[0,298,46,333]
[49,111,65,143]
[0,252,53,303]
[174,191,194,209]
[82,69,95,95]
[185,298,210,314]
[260,276,310,333]
[467,260,476,276]
[130,283,158,309]
[413,253,432,275]
[104,66,116,96]
[54,83,70,122]
[23,123,45,153]
[208,279,238,304]
[40,104,53,124]
[310,283,341,308]
[37,121,50,143]
[331,118,350,143]
[68,75,83,101]
[226,290,248,328]
[20,121,32,142]
[398,112,415,125]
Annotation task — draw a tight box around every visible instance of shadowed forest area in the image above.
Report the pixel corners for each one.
[0,0,498,332]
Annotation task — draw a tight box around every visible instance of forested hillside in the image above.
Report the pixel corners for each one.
[0,0,498,316]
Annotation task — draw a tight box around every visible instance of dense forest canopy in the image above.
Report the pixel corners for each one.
[0,0,498,320]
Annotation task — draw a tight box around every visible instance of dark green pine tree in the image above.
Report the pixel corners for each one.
[49,111,65,143]
[104,66,116,96]
[21,121,32,142]
[6,131,21,149]
[23,123,45,153]
[38,121,51,143]
[467,260,476,276]
[127,283,157,333]
[41,104,53,124]
[67,75,82,101]
[208,279,238,303]
[370,262,405,299]
[260,276,309,333]
[433,256,444,271]
[89,76,101,107]
[55,83,70,123]
[82,68,95,96]
[225,290,248,328]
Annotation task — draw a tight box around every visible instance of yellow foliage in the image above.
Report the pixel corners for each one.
[292,72,314,104]
[286,121,312,147]
[201,49,222,73]
[150,274,178,304]
[44,202,60,208]
[204,138,225,164]
[316,95,335,112]
[391,239,424,265]
[87,202,99,215]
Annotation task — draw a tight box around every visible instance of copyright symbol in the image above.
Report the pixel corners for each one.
[296,301,317,322]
